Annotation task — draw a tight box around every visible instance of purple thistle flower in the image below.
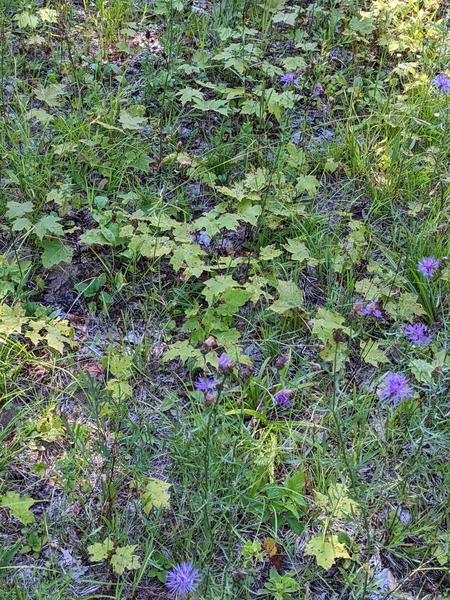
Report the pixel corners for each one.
[417,256,440,277]
[166,562,200,598]
[195,377,217,392]
[378,372,413,405]
[280,72,299,87]
[431,73,450,93]
[274,388,293,408]
[361,301,383,319]
[218,352,231,372]
[405,323,431,346]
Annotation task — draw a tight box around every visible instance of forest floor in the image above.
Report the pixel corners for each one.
[0,1,449,599]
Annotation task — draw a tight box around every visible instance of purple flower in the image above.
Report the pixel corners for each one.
[218,352,231,372]
[166,562,200,598]
[275,354,288,368]
[418,256,440,277]
[274,388,293,408]
[361,301,383,319]
[378,372,413,405]
[432,73,450,93]
[195,377,217,392]
[405,323,431,346]
[280,72,299,87]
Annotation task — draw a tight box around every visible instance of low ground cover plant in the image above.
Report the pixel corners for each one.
[0,0,448,598]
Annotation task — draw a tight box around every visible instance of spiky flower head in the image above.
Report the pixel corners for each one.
[194,377,217,392]
[432,73,450,93]
[405,323,431,346]
[378,372,413,405]
[166,562,200,598]
[417,256,440,277]
[280,72,299,87]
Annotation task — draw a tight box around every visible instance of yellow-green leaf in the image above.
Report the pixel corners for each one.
[305,533,350,570]
[141,477,171,514]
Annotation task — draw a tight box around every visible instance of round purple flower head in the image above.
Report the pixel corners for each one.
[274,388,293,408]
[195,377,217,392]
[166,562,200,598]
[405,323,431,346]
[418,256,440,277]
[378,372,413,405]
[218,352,231,372]
[432,73,450,93]
[280,72,299,87]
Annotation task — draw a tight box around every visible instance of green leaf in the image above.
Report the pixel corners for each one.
[108,353,133,379]
[311,308,349,344]
[79,228,112,246]
[178,87,204,106]
[110,545,141,575]
[0,492,36,525]
[105,379,133,399]
[6,201,34,220]
[11,217,33,232]
[35,83,65,107]
[305,533,350,570]
[284,239,317,266]
[163,340,205,365]
[409,359,434,383]
[38,8,58,23]
[286,469,305,494]
[192,97,230,116]
[119,110,147,130]
[26,108,54,124]
[87,538,114,562]
[396,292,427,322]
[259,245,283,261]
[269,280,303,315]
[349,16,375,36]
[44,319,74,353]
[315,483,359,519]
[34,214,64,241]
[0,304,27,336]
[282,56,306,71]
[360,340,388,367]
[15,11,39,29]
[141,477,171,514]
[273,10,298,26]
[296,174,320,196]
[41,239,73,269]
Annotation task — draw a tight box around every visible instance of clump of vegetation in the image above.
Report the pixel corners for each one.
[0,0,449,598]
